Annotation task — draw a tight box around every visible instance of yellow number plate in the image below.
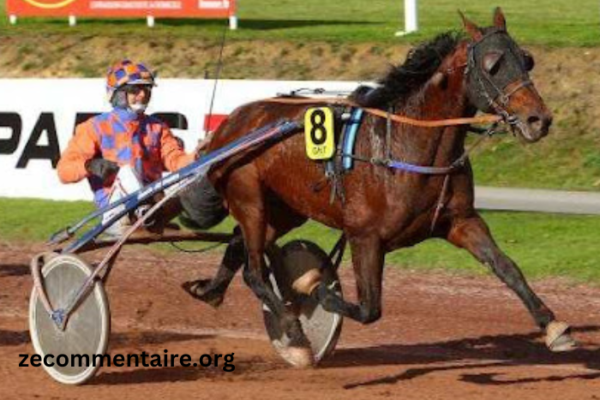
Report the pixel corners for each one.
[304,107,335,160]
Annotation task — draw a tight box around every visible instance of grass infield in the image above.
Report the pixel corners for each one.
[2,0,600,46]
[1,197,600,283]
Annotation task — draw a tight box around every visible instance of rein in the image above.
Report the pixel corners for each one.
[261,94,505,175]
[262,95,504,182]
[261,96,502,127]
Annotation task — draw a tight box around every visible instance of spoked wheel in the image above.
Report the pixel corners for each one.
[263,240,343,366]
[29,254,110,385]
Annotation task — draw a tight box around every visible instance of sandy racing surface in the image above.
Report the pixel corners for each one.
[1,240,600,400]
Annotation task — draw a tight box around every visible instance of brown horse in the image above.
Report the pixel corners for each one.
[184,8,575,365]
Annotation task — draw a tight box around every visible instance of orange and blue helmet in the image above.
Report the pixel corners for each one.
[106,59,156,101]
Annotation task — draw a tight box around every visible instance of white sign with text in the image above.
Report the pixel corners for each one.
[0,79,362,201]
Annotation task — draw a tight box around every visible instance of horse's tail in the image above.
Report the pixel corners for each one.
[178,175,228,230]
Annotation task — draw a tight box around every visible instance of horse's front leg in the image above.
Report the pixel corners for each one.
[447,214,577,352]
[222,170,313,367]
[240,215,315,366]
[313,234,385,324]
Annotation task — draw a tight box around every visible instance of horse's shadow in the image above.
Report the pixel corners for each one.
[5,325,600,386]
[0,263,30,278]
[90,355,275,386]
[109,331,217,349]
[0,330,30,346]
[323,325,600,389]
[0,329,215,348]
[88,325,600,387]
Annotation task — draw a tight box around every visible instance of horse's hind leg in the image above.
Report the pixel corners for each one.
[447,214,577,352]
[182,227,245,308]
[183,197,307,308]
[313,234,385,324]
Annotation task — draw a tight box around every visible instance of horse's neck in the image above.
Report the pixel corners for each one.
[390,44,473,168]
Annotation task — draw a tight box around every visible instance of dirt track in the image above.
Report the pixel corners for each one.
[1,240,600,400]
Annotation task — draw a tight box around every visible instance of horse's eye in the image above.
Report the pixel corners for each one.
[522,50,535,71]
[483,51,504,75]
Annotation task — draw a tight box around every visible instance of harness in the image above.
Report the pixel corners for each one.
[293,100,499,210]
[265,29,531,232]
[319,107,365,203]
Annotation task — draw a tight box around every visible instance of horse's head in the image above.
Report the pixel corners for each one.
[461,8,551,142]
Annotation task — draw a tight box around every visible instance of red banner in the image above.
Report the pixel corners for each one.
[7,0,235,18]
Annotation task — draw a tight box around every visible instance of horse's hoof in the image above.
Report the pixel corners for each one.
[278,345,315,368]
[546,321,578,352]
[181,280,224,308]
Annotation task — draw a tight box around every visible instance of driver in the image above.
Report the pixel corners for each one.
[57,59,226,236]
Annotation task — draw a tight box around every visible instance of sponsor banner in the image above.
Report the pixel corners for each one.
[6,0,234,18]
[0,79,361,201]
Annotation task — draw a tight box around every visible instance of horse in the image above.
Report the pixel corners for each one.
[183,8,576,366]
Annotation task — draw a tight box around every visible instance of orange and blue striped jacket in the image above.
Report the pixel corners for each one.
[57,108,195,208]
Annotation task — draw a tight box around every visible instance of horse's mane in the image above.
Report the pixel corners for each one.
[351,32,463,109]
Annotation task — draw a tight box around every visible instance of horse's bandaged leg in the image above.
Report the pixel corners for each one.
[291,268,322,296]
[275,241,325,296]
[546,321,577,352]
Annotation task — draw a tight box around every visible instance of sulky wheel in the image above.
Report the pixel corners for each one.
[263,240,343,366]
[29,254,110,385]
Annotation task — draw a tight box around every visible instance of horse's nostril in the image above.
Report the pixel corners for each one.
[527,115,543,133]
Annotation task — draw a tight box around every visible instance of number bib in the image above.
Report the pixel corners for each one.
[304,107,335,160]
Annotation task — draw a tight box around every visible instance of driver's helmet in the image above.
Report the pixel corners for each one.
[106,59,155,101]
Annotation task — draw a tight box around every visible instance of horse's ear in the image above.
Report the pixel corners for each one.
[458,10,482,41]
[493,7,506,30]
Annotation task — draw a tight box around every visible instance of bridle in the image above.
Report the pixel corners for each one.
[465,28,533,131]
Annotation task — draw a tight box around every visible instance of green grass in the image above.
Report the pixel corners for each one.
[469,131,600,190]
[2,198,600,283]
[2,0,600,46]
[0,198,94,242]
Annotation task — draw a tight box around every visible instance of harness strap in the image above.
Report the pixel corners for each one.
[341,108,364,170]
[431,174,451,235]
[345,154,459,175]
[324,105,358,204]
[387,159,457,175]
[346,131,491,233]
[344,128,492,175]
[501,79,532,104]
[386,107,393,161]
